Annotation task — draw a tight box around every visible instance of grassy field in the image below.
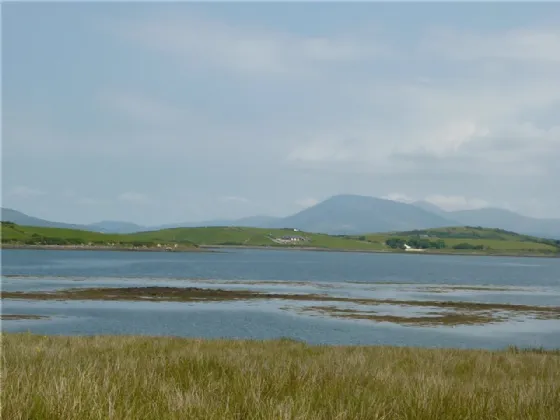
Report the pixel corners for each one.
[131,226,386,250]
[2,334,559,420]
[2,222,559,255]
[0,222,200,250]
[0,223,384,251]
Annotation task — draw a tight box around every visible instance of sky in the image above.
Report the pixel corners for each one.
[2,2,560,225]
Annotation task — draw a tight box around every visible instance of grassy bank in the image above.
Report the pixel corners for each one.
[0,222,199,251]
[2,222,559,256]
[2,334,559,420]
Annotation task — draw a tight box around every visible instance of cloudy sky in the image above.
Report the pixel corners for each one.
[3,2,559,225]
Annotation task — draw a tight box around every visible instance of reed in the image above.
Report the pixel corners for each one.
[2,334,559,419]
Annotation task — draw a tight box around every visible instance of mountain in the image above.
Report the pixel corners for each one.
[154,215,281,230]
[412,200,450,217]
[87,221,147,234]
[235,215,281,227]
[410,202,560,239]
[1,208,148,234]
[5,199,559,238]
[1,208,87,230]
[448,208,560,239]
[267,194,457,234]
[0,208,279,234]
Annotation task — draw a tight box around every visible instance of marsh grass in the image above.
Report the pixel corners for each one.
[417,285,519,292]
[0,314,48,320]
[294,305,503,326]
[4,286,559,316]
[0,286,328,302]
[4,286,560,326]
[2,334,560,420]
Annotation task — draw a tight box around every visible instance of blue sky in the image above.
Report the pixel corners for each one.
[3,2,560,225]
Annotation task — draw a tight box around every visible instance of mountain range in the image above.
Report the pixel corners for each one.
[2,194,559,239]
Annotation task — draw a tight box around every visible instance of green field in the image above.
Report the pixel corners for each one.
[2,334,559,420]
[364,226,560,254]
[0,222,198,249]
[1,222,559,255]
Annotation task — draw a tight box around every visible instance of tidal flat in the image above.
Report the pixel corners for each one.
[4,285,560,327]
[0,314,49,320]
[3,248,560,347]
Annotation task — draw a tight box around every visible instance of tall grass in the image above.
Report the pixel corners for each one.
[2,334,559,419]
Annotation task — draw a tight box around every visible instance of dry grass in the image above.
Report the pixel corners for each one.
[294,305,503,326]
[4,286,559,320]
[2,334,560,420]
[417,285,518,292]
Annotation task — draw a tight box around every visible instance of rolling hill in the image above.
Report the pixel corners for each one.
[2,223,559,256]
[87,221,147,234]
[412,200,450,216]
[1,208,87,230]
[3,195,559,239]
[409,203,560,240]
[447,208,560,239]
[155,215,280,230]
[1,208,147,234]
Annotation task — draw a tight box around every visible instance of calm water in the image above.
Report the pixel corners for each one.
[2,249,560,349]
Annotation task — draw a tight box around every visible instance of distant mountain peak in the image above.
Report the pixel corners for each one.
[4,197,559,239]
[412,200,448,215]
[268,194,457,234]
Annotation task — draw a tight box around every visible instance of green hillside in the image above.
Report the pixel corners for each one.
[2,222,559,256]
[364,226,560,253]
[0,222,198,250]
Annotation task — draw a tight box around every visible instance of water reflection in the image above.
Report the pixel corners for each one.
[2,248,559,349]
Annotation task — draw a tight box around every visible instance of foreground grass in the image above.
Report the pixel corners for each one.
[2,334,559,420]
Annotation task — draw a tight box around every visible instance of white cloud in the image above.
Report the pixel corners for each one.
[422,27,560,62]
[287,80,560,180]
[283,23,560,179]
[424,195,489,212]
[7,185,46,198]
[296,198,319,208]
[382,193,490,212]
[110,15,386,77]
[5,6,560,221]
[381,193,415,204]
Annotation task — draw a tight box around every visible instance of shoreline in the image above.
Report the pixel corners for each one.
[2,243,558,258]
[200,244,560,259]
[1,244,213,253]
[3,332,560,352]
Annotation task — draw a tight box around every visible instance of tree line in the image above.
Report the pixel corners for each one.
[385,238,486,251]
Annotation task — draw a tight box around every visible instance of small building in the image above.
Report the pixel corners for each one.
[280,235,306,242]
[404,244,424,252]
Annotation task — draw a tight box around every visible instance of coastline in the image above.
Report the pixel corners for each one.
[0,244,213,253]
[3,243,558,258]
[200,244,560,258]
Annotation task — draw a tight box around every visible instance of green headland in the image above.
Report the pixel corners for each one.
[2,222,559,256]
